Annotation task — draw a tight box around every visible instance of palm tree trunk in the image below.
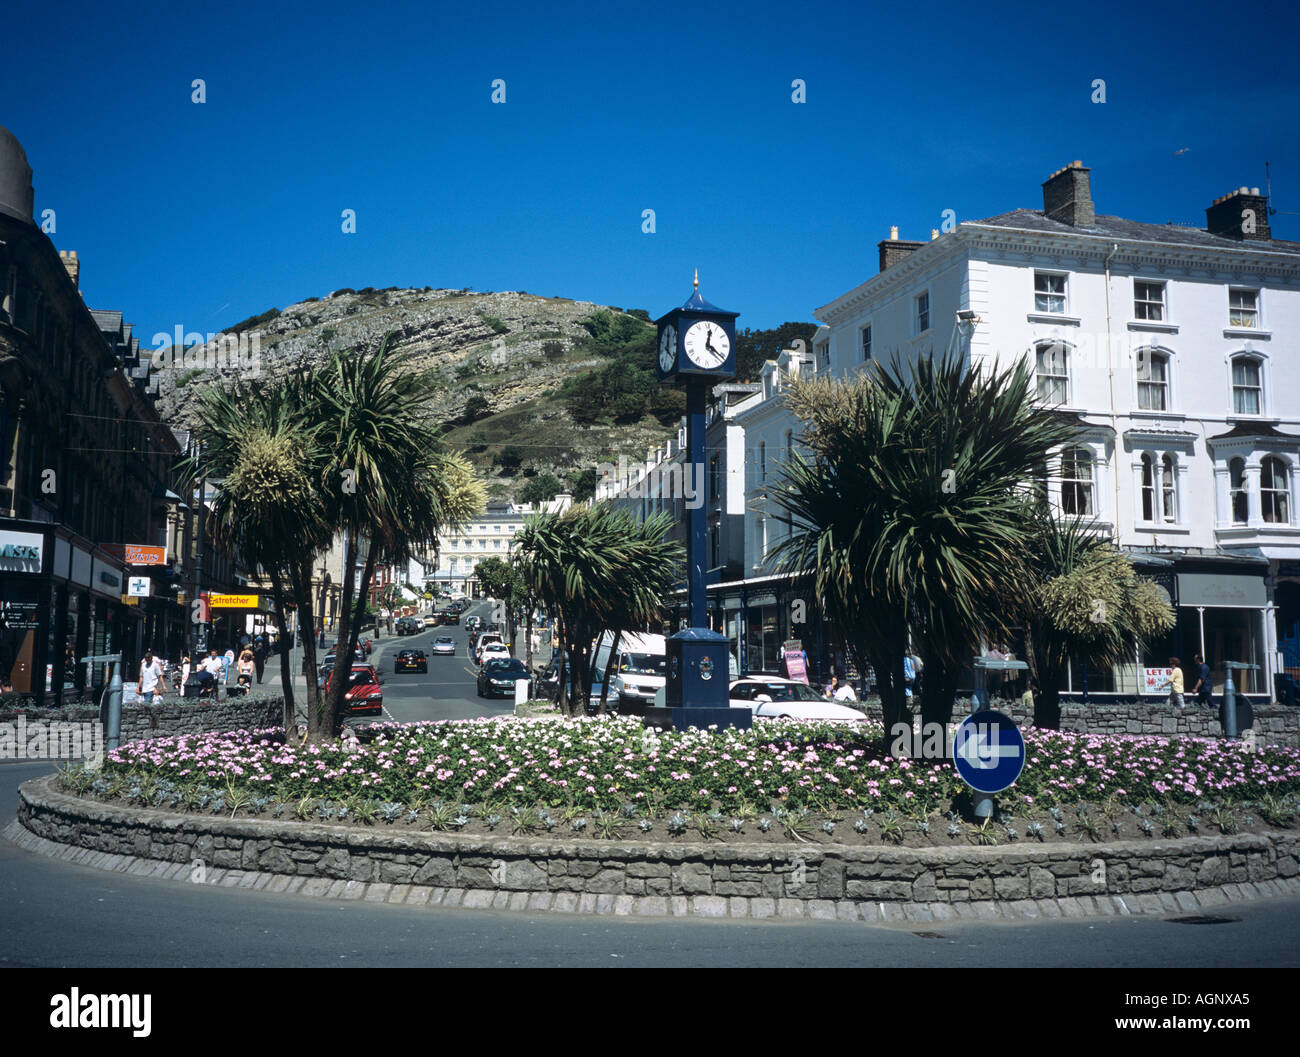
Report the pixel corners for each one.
[598,628,622,716]
[524,606,534,672]
[266,566,296,731]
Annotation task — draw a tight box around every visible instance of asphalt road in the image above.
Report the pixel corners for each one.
[2,600,1299,969]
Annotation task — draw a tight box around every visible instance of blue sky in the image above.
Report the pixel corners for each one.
[3,0,1298,343]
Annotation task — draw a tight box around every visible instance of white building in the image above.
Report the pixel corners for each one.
[430,495,572,596]
[811,161,1299,698]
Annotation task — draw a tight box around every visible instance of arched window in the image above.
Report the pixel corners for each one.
[1141,453,1155,521]
[1160,454,1177,523]
[1231,355,1263,415]
[1229,458,1248,524]
[1137,349,1170,411]
[1060,447,1094,515]
[1036,341,1069,404]
[1262,457,1291,524]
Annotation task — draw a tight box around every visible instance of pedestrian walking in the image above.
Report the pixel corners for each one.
[1167,656,1185,709]
[253,637,267,684]
[1192,653,1213,708]
[137,649,168,704]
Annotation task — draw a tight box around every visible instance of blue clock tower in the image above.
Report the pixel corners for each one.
[648,273,751,732]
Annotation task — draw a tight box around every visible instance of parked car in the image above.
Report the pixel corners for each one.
[422,613,441,629]
[395,617,420,636]
[727,677,866,721]
[394,649,427,673]
[430,636,457,656]
[324,663,384,716]
[474,633,505,663]
[477,657,530,697]
[464,615,482,633]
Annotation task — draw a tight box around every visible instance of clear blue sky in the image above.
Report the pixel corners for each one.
[4,0,1298,343]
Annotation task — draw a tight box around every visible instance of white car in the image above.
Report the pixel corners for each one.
[728,677,866,721]
[478,643,511,665]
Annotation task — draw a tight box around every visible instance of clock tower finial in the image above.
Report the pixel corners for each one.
[693,268,699,291]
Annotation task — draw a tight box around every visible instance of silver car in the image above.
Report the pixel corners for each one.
[431,636,457,656]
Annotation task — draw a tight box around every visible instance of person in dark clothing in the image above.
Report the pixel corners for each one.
[253,638,267,684]
[1192,653,1213,708]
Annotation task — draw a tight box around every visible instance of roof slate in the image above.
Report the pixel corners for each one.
[970,208,1300,255]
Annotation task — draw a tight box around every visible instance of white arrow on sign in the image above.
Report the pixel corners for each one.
[956,724,1020,769]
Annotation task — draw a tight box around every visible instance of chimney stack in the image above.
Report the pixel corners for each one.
[1205,186,1271,241]
[877,227,926,272]
[59,249,79,289]
[1042,160,1095,227]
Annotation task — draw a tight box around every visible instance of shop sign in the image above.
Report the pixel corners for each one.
[0,530,44,572]
[128,576,151,597]
[101,544,168,565]
[206,592,257,611]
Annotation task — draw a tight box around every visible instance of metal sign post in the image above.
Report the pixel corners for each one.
[82,653,123,752]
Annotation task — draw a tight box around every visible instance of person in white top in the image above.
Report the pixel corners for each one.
[138,650,168,702]
[833,679,858,702]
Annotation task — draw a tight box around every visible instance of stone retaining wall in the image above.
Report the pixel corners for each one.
[19,775,1299,914]
[858,699,1300,747]
[0,692,285,749]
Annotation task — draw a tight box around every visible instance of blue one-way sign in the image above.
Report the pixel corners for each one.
[952,710,1025,794]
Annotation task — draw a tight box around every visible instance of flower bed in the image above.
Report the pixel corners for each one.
[53,716,1300,848]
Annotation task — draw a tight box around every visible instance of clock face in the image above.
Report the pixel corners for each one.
[683,320,730,370]
[658,324,677,372]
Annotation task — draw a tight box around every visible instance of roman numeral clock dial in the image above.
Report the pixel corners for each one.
[683,320,730,369]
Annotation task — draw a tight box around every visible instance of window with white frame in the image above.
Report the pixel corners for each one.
[1036,341,1069,404]
[1262,457,1291,524]
[1229,458,1248,524]
[1140,452,1178,523]
[816,340,829,369]
[1034,272,1066,314]
[1231,355,1263,415]
[1136,349,1170,411]
[1229,288,1259,328]
[1134,281,1166,321]
[1060,447,1095,515]
[1160,454,1178,523]
[860,325,872,361]
[914,292,930,334]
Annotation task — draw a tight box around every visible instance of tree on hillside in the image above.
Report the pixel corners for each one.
[519,472,564,507]
[1015,510,1175,729]
[735,322,819,382]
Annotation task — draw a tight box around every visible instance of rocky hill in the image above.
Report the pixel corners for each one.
[154,286,685,503]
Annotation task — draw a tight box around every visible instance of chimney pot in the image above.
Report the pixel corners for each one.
[889,225,898,240]
[930,229,939,240]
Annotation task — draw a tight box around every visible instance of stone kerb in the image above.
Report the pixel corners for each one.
[18,775,1300,918]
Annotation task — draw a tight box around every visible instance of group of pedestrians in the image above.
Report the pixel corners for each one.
[1165,653,1215,710]
[134,636,272,703]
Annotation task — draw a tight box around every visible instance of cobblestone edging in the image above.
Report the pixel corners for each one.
[14,776,1300,921]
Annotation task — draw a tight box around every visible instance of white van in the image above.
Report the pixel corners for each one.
[591,631,666,713]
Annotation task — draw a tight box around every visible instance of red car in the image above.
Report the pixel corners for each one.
[325,663,384,716]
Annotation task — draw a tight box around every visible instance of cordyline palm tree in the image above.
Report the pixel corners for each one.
[773,351,1080,736]
[513,505,681,717]
[317,334,485,740]
[1015,507,1175,728]
[183,374,333,733]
